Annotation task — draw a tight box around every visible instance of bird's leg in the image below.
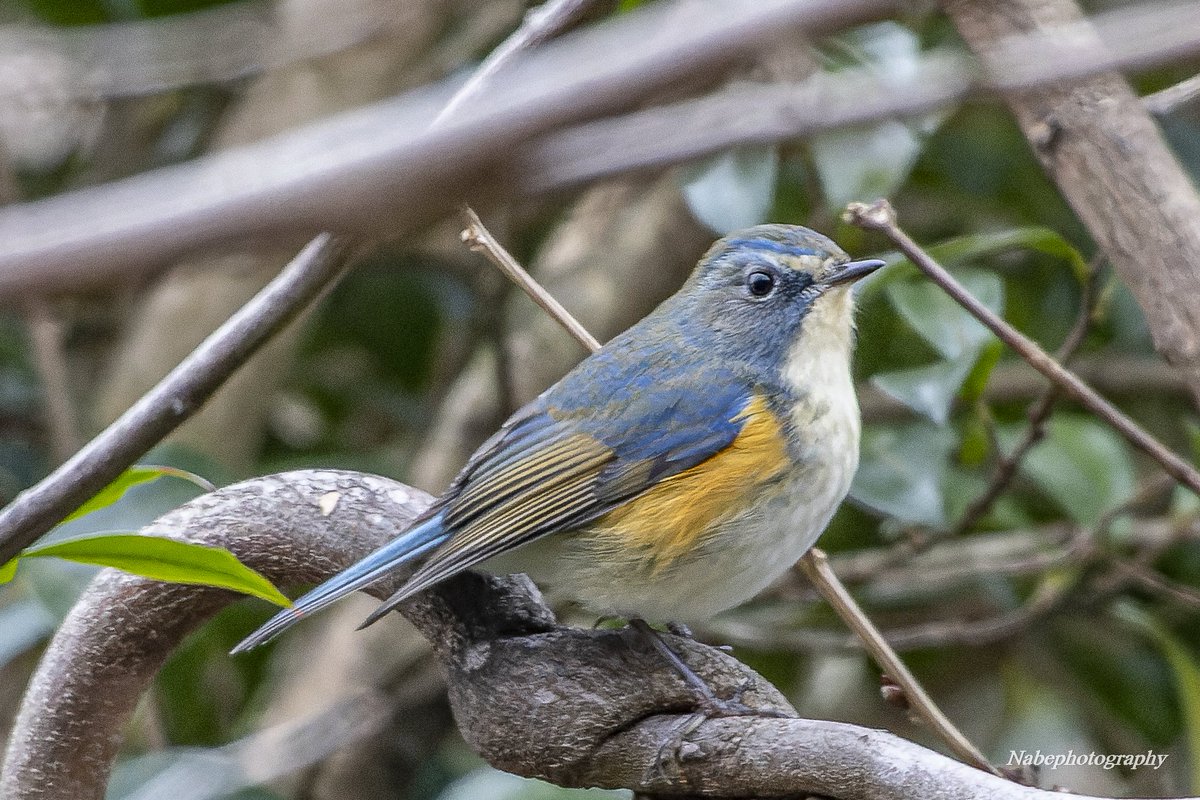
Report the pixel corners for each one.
[629,618,768,718]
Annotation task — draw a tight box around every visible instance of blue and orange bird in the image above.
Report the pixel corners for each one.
[234,225,884,658]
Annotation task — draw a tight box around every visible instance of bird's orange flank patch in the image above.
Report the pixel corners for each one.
[594,394,790,570]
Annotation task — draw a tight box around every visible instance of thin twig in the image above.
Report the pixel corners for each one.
[0,234,357,564]
[433,0,602,126]
[459,212,1000,776]
[1143,70,1200,115]
[797,551,1001,774]
[845,199,1200,498]
[437,0,605,359]
[460,208,601,352]
[952,260,1101,535]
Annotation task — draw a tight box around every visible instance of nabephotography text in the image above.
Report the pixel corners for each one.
[1007,750,1170,771]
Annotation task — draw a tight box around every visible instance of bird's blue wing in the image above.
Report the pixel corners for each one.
[236,340,765,646]
[356,349,760,623]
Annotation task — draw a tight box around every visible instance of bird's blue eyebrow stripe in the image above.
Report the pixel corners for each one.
[723,239,821,257]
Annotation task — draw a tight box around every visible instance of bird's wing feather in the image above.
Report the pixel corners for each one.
[363,355,759,618]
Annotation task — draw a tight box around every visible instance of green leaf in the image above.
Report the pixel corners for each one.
[1118,604,1200,790]
[870,354,976,425]
[680,145,779,235]
[960,338,1003,403]
[851,423,955,527]
[811,23,949,212]
[926,227,1090,283]
[865,227,1090,297]
[0,557,15,584]
[18,533,291,608]
[1018,415,1136,526]
[812,120,924,211]
[885,268,1004,360]
[1151,628,1200,792]
[64,465,216,525]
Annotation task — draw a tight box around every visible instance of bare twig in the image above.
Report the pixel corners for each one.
[22,302,80,463]
[442,1,606,352]
[859,354,1187,422]
[716,558,1075,652]
[0,1,431,101]
[433,0,602,126]
[1113,560,1200,611]
[1144,71,1200,114]
[0,234,357,564]
[459,212,1000,776]
[797,551,1000,773]
[952,261,1101,534]
[845,199,1200,498]
[460,209,601,352]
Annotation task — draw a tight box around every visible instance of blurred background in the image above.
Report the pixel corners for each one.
[2,0,1200,798]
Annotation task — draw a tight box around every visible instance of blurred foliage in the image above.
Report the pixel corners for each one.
[2,2,1200,799]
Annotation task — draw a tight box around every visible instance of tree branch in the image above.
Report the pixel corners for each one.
[942,0,1200,406]
[845,199,1200,498]
[0,0,890,295]
[10,0,1200,297]
[0,233,356,564]
[4,469,1190,799]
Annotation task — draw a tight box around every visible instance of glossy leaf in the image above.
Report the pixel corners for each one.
[1019,415,1136,526]
[811,23,947,211]
[1149,623,1200,792]
[1118,602,1200,790]
[926,227,1090,283]
[811,120,923,211]
[885,268,1004,360]
[64,465,216,525]
[871,354,976,426]
[15,533,291,607]
[681,146,779,235]
[851,423,955,527]
[865,226,1090,296]
[0,557,15,583]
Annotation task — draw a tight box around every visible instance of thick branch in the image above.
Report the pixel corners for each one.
[11,0,1200,296]
[943,0,1200,405]
[0,0,889,295]
[3,469,1192,799]
[0,233,355,565]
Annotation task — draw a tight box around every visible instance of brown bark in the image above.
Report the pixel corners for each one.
[2,470,1185,800]
[943,0,1200,405]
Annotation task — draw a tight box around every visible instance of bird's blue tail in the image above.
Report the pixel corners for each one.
[230,512,449,653]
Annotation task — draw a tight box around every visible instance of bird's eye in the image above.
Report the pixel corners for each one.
[746,270,776,297]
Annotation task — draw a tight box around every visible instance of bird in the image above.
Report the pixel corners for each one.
[233,224,884,667]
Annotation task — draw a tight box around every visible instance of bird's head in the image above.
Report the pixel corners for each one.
[679,224,885,373]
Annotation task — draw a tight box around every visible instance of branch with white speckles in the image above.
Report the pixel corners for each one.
[6,468,1186,800]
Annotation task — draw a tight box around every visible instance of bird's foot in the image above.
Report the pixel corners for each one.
[628,619,788,719]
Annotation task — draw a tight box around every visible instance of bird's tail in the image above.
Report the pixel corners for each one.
[230,512,449,653]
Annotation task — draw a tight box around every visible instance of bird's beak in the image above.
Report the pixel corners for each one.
[821,258,887,286]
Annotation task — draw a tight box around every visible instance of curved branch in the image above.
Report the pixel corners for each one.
[1,470,1186,799]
